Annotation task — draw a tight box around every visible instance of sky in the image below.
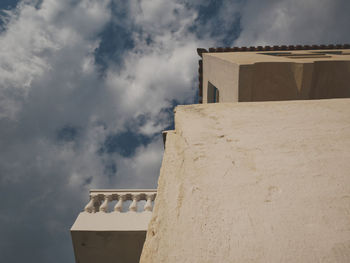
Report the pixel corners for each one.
[0,0,349,262]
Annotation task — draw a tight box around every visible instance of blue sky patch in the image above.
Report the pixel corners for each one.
[56,125,79,142]
[94,0,134,73]
[0,0,20,10]
[101,130,152,157]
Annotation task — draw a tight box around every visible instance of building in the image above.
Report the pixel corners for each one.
[197,45,350,103]
[71,44,350,263]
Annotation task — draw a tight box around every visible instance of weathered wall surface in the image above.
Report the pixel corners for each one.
[141,99,350,263]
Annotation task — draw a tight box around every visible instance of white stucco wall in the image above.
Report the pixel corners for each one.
[202,51,350,103]
[71,212,152,263]
[141,99,350,263]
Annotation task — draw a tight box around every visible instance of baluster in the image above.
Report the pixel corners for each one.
[144,194,153,212]
[84,194,98,213]
[100,195,111,213]
[114,194,124,212]
[93,195,102,213]
[129,194,139,212]
[86,191,156,213]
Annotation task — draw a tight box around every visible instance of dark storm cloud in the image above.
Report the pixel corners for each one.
[0,0,349,262]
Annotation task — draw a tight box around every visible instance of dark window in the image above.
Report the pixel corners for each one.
[207,82,219,103]
[260,52,330,59]
[311,51,344,55]
[260,52,292,56]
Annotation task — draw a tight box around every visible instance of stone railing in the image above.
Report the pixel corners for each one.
[84,189,157,213]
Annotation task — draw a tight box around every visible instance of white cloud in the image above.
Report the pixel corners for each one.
[235,0,350,46]
[0,0,111,119]
[112,137,164,188]
[0,3,204,260]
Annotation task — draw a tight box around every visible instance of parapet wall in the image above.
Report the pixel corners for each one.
[202,51,350,103]
[141,99,350,263]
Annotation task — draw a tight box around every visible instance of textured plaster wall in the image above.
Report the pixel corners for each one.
[141,99,350,263]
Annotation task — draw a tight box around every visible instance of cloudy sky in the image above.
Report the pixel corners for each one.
[0,0,349,262]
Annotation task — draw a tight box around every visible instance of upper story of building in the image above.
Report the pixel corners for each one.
[197,44,350,103]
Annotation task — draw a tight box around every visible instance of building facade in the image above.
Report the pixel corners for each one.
[72,45,350,263]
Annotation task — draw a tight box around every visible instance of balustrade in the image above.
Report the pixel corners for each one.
[84,189,157,213]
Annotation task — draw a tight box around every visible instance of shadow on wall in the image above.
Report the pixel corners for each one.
[245,61,350,101]
[207,82,219,103]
